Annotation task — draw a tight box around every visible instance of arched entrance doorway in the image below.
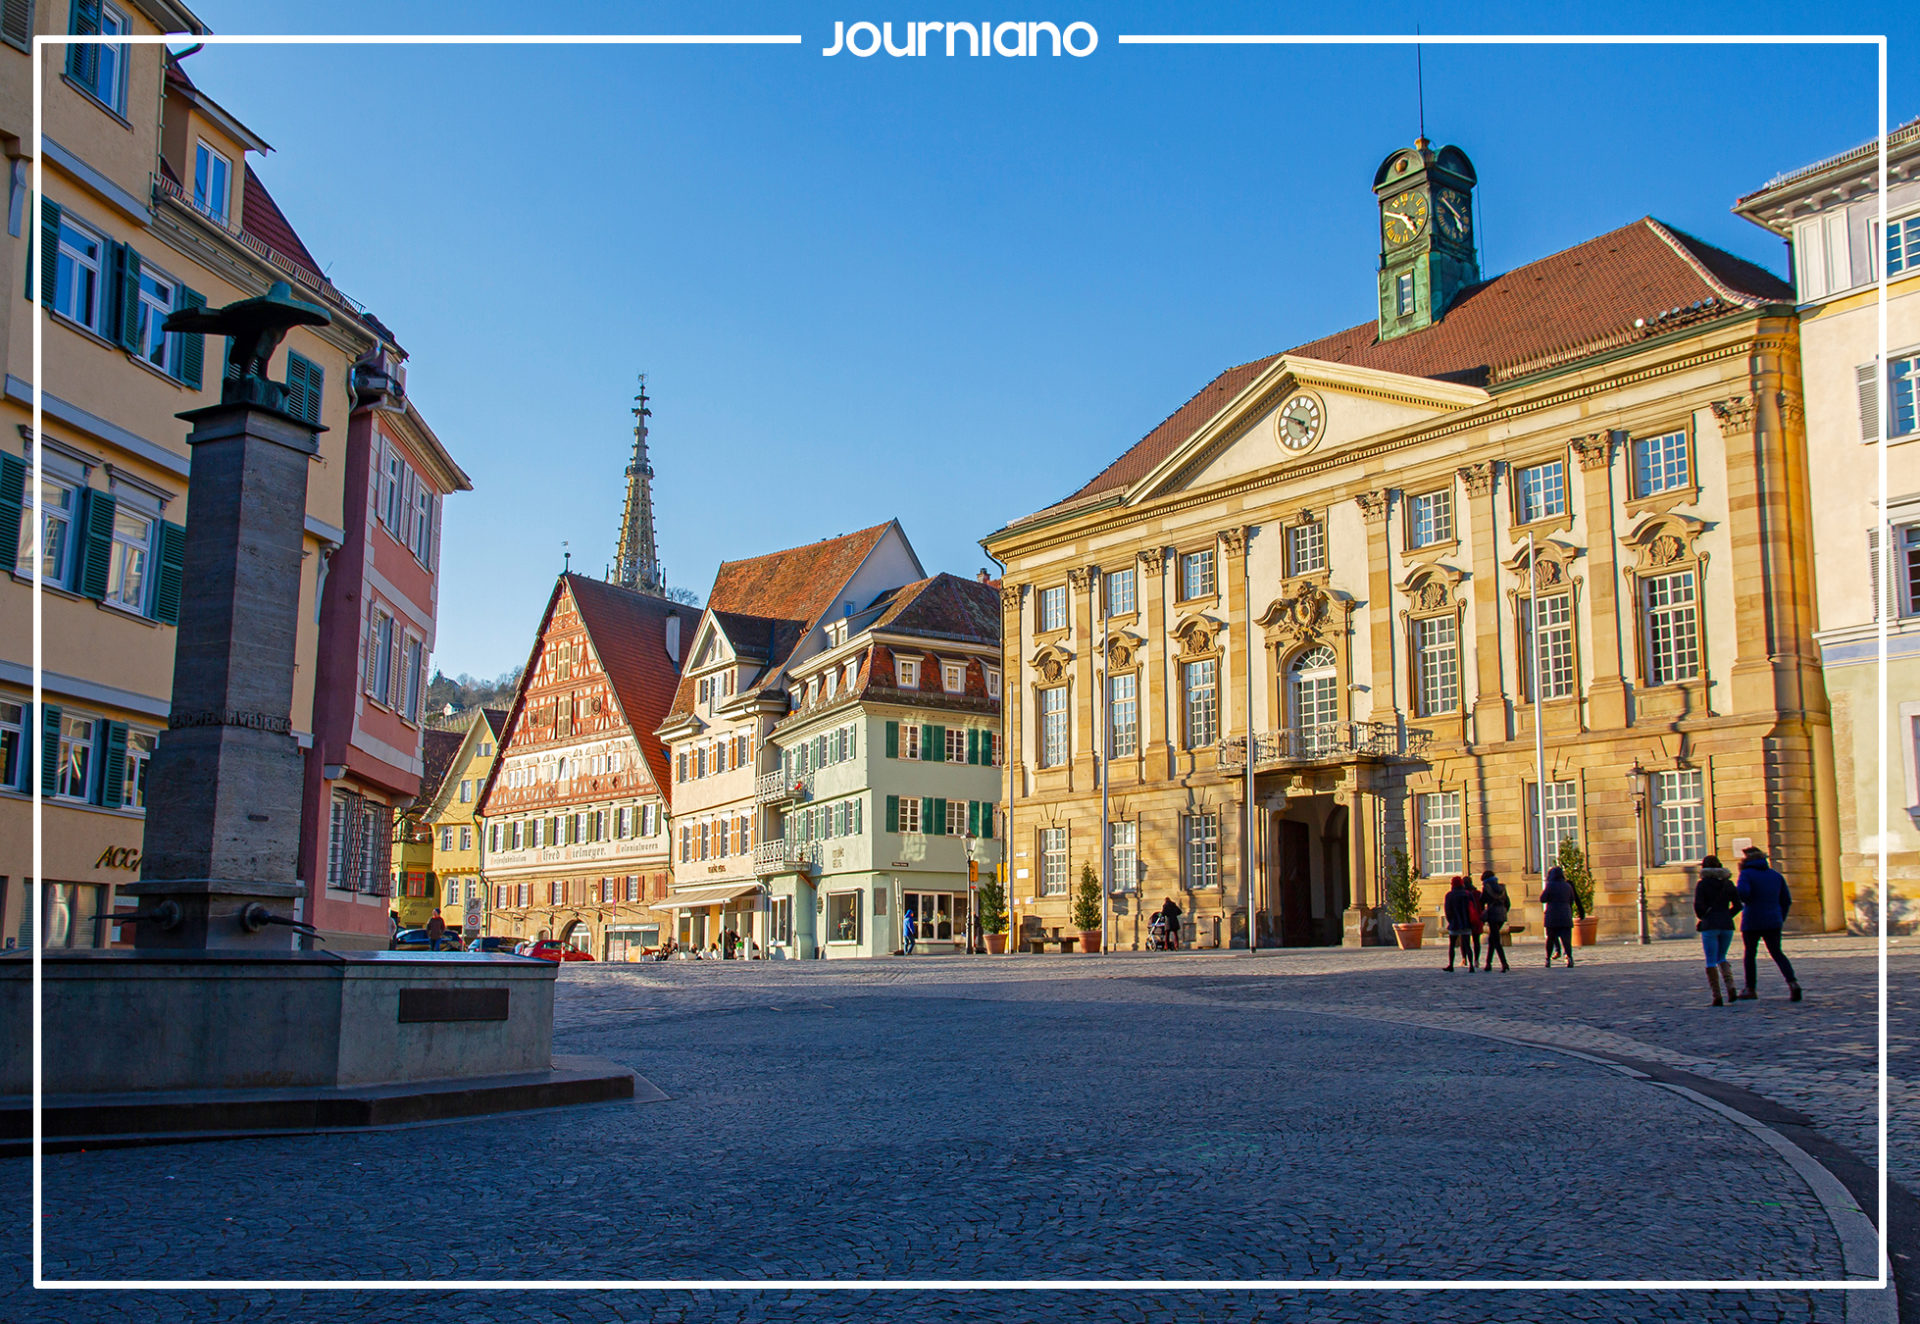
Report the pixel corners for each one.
[558,918,585,951]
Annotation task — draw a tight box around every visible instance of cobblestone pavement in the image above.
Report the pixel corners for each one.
[4,933,1909,1323]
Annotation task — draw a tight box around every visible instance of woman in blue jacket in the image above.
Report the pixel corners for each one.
[1735,848,1802,1001]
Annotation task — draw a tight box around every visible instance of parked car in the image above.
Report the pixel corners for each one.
[525,939,595,963]
[390,928,465,952]
[466,936,519,955]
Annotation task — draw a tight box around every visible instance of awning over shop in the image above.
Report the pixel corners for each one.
[649,883,760,912]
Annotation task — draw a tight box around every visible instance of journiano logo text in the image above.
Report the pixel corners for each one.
[822,21,1098,58]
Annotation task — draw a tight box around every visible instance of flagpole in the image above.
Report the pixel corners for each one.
[1099,567,1110,957]
[1530,532,1547,880]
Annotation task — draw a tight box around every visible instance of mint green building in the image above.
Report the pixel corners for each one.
[759,573,1004,959]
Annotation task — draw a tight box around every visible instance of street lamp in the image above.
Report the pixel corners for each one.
[1626,761,1650,945]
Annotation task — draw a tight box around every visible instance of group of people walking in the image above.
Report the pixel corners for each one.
[1695,847,1802,1005]
[1437,846,1804,1006]
[1441,871,1517,972]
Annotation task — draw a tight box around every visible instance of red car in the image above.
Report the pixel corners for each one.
[525,939,595,963]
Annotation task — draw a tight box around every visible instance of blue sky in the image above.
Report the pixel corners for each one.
[180,2,1900,680]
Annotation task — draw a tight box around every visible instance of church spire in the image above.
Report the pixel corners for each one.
[610,375,666,596]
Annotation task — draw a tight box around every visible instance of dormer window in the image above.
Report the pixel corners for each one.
[943,663,965,693]
[806,679,820,707]
[986,669,1001,699]
[897,657,920,688]
[845,660,859,691]
[194,140,232,224]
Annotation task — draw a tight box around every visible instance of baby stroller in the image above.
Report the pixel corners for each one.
[1148,915,1178,951]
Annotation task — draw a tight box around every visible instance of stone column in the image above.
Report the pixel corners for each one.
[1340,769,1374,946]
[1355,490,1396,718]
[1459,462,1508,745]
[129,403,321,949]
[1572,432,1629,730]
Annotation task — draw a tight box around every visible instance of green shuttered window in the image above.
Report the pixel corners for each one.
[151,519,186,624]
[285,351,324,425]
[73,487,116,600]
[0,451,23,573]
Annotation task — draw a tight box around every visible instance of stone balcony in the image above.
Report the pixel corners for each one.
[752,839,817,877]
[1218,721,1431,770]
[755,771,812,806]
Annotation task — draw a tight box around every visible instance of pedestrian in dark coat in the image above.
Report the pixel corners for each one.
[1158,898,1183,951]
[1735,848,1802,1001]
[1694,855,1741,1006]
[425,909,446,952]
[1541,866,1583,967]
[1479,870,1511,972]
[1442,876,1477,972]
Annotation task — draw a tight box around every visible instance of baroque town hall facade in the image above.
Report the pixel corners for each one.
[985,138,1839,948]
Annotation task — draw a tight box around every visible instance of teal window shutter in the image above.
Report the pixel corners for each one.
[885,721,898,758]
[174,287,207,388]
[68,0,100,84]
[113,243,140,352]
[966,729,979,765]
[285,351,323,425]
[983,804,996,840]
[40,703,60,794]
[99,721,127,807]
[74,488,115,600]
[35,198,60,306]
[0,451,23,573]
[967,800,980,837]
[152,520,186,624]
[929,725,945,762]
[885,794,899,833]
[921,724,936,761]
[925,797,941,836]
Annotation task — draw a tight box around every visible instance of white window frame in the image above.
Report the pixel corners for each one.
[898,795,921,834]
[1038,585,1067,632]
[1039,826,1067,895]
[1407,489,1452,548]
[21,473,78,586]
[1184,812,1220,889]
[1631,429,1690,497]
[72,3,130,114]
[1287,520,1326,576]
[1107,671,1137,759]
[1109,819,1138,892]
[0,701,23,791]
[1183,658,1217,748]
[120,728,153,810]
[1526,780,1580,873]
[53,214,105,333]
[1654,768,1707,866]
[133,264,178,374]
[1396,271,1414,316]
[985,668,1001,699]
[1419,790,1464,877]
[104,503,156,614]
[1515,459,1568,524]
[1179,549,1216,601]
[1413,615,1460,716]
[896,657,920,689]
[193,138,232,223]
[1643,570,1701,685]
[1104,567,1136,616]
[1519,592,1575,701]
[55,712,95,802]
[942,663,965,694]
[1039,685,1069,768]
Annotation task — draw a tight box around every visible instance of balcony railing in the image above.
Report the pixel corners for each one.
[752,839,817,876]
[152,173,367,318]
[1219,722,1431,770]
[755,771,811,805]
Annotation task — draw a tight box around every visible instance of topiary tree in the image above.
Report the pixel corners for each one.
[977,873,1008,935]
[1557,838,1596,917]
[1071,862,1103,932]
[1384,847,1422,926]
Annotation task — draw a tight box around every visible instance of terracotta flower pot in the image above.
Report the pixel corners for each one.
[1573,916,1599,947]
[1393,922,1425,950]
[1078,930,1102,955]
[983,933,1007,955]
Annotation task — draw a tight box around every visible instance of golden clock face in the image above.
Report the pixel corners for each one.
[1382,189,1428,246]
[1276,393,1323,453]
[1436,188,1471,243]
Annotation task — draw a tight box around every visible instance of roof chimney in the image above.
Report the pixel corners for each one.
[977,569,990,583]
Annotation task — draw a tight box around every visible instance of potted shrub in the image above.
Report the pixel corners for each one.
[978,873,1009,955]
[1558,839,1600,946]
[1385,848,1424,950]
[1072,863,1103,954]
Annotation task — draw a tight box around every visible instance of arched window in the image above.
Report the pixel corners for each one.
[1288,645,1338,755]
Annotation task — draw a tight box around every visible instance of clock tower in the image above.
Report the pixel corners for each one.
[1374,138,1479,342]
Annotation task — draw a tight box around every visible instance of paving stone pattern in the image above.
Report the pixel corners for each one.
[5,934,1910,1324]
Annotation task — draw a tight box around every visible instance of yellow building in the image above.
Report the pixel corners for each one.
[985,139,1841,949]
[388,725,464,934]
[0,9,399,948]
[414,708,506,938]
[1736,120,1920,932]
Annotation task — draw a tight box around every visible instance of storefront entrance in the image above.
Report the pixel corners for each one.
[1259,797,1349,947]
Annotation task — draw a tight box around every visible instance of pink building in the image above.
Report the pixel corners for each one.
[297,351,471,948]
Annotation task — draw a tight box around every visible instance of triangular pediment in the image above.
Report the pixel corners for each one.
[1132,355,1491,503]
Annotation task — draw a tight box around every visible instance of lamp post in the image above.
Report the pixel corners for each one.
[1626,761,1650,944]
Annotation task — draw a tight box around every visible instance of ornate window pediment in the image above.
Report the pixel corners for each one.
[1030,641,1074,685]
[1622,513,1710,570]
[1502,537,1582,591]
[1399,563,1465,615]
[1256,580,1353,645]
[1105,630,1144,669]
[1170,611,1221,657]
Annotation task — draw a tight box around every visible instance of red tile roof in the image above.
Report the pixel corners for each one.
[239,165,322,277]
[413,728,465,810]
[666,522,900,720]
[867,572,1002,645]
[563,575,693,797]
[1051,218,1794,510]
